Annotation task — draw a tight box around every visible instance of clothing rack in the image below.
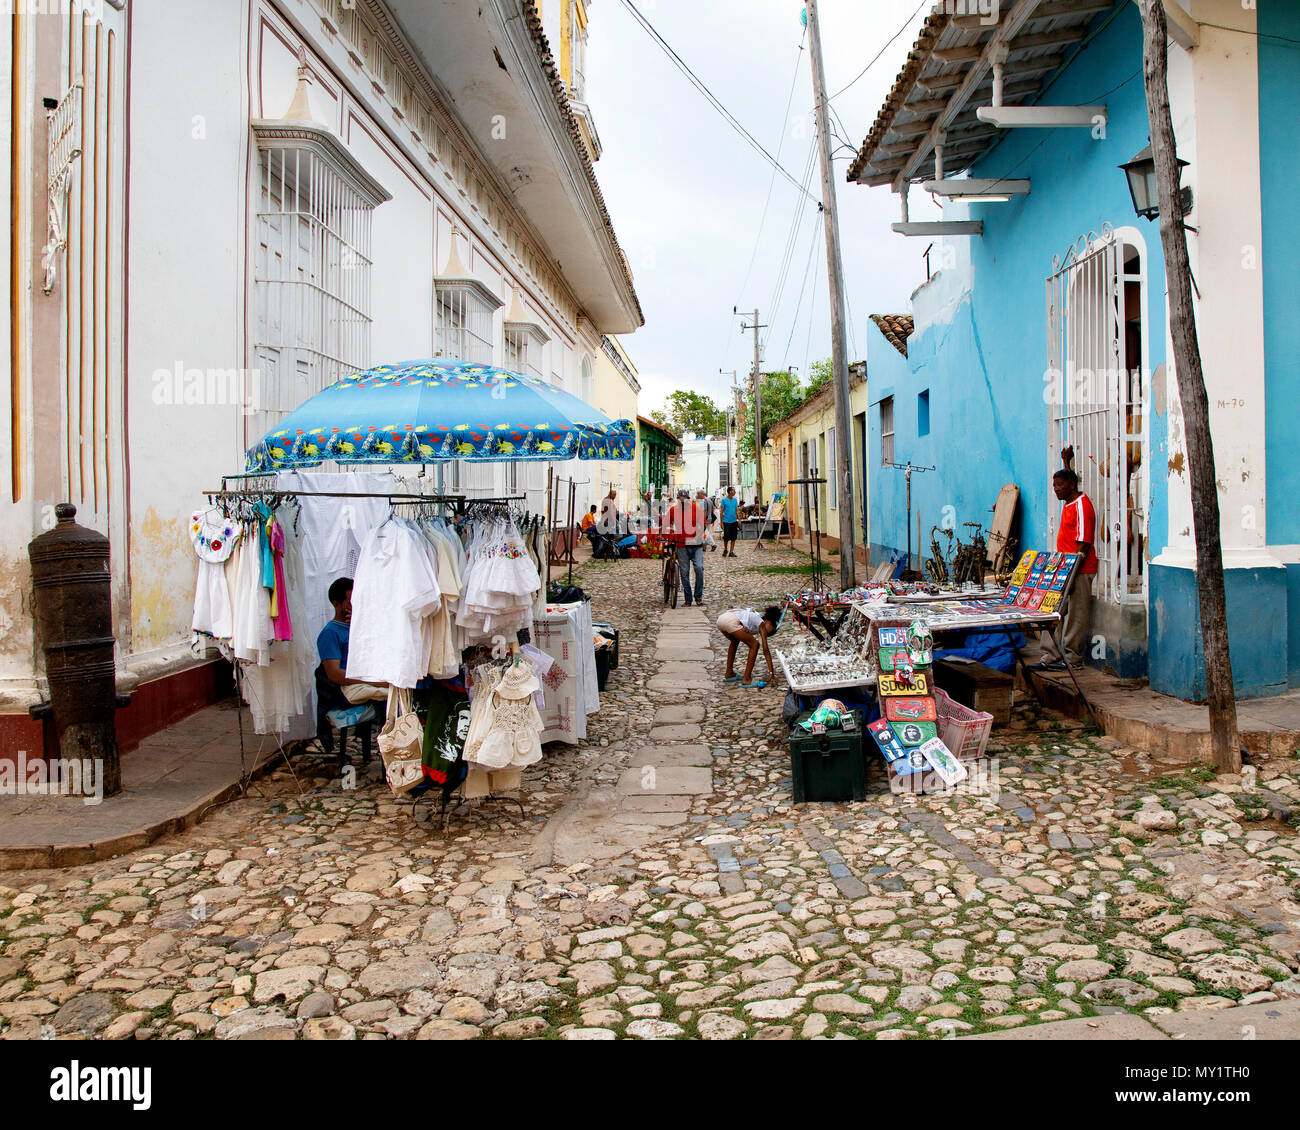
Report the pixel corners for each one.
[199,480,546,819]
[206,486,526,518]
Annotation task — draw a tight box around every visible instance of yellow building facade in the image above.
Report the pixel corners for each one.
[765,363,871,565]
[591,336,642,507]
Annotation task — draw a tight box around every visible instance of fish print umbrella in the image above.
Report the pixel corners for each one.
[245,358,636,472]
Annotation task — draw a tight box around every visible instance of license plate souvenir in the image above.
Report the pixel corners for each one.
[894,720,938,747]
[878,646,930,671]
[918,736,968,787]
[1009,550,1037,586]
[1038,591,1060,614]
[878,671,929,697]
[877,646,903,671]
[867,718,907,763]
[877,626,907,648]
[885,696,938,722]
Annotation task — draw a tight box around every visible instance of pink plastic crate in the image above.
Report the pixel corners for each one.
[934,687,994,761]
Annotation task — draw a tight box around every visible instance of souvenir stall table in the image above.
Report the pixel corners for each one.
[784,586,881,641]
[190,357,634,821]
[775,599,877,698]
[884,583,1004,603]
[776,550,1096,802]
[851,549,1097,725]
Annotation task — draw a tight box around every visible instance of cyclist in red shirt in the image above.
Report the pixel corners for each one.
[1053,466,1097,665]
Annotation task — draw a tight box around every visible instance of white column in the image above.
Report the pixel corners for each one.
[1159,1,1271,569]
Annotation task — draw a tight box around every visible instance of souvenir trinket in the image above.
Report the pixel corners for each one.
[885,696,938,722]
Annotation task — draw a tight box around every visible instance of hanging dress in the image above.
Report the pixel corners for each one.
[190,507,241,640]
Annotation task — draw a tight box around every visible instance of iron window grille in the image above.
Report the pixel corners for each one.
[250,122,390,446]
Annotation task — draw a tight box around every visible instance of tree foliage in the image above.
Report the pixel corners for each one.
[806,358,833,398]
[736,361,831,459]
[653,390,727,439]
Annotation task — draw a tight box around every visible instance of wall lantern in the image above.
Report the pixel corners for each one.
[1119,144,1192,221]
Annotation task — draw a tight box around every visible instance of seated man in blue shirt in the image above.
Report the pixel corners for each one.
[315,578,387,723]
[719,486,741,558]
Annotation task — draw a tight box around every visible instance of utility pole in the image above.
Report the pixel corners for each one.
[721,369,737,491]
[1140,0,1240,771]
[805,0,857,589]
[736,308,767,505]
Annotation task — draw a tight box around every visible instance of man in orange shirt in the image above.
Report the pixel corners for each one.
[665,489,707,606]
[1052,466,1098,665]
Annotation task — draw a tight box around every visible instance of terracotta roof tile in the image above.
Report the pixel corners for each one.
[870,313,914,358]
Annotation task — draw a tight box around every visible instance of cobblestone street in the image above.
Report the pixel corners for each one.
[2,544,1299,1041]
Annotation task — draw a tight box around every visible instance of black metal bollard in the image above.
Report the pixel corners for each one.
[27,503,122,796]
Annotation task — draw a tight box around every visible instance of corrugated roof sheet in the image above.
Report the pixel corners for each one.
[847,0,1112,188]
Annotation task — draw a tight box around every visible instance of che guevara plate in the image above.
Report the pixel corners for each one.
[893,720,938,747]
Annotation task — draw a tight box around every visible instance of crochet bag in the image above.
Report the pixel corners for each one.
[378,686,424,794]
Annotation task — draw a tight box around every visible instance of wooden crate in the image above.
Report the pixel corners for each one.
[933,657,1014,725]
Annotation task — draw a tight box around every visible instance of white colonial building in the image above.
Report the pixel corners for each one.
[1,0,641,755]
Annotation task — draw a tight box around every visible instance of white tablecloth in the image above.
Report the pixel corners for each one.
[533,602,599,744]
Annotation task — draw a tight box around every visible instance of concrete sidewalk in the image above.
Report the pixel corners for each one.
[0,698,284,869]
[1030,666,1300,764]
[964,997,1300,1040]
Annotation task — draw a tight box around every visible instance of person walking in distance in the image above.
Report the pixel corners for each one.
[1052,465,1098,666]
[697,489,718,552]
[719,486,741,557]
[666,489,707,606]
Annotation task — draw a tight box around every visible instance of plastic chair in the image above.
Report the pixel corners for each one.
[316,700,375,764]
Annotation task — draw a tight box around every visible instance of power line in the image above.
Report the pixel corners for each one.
[768,202,818,357]
[829,0,928,101]
[1197,20,1300,47]
[735,33,808,306]
[782,219,823,361]
[802,263,821,381]
[617,0,818,205]
[766,143,819,341]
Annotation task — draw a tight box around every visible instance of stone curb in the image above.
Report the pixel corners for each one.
[0,747,285,871]
[962,998,1300,1040]
[1027,671,1300,764]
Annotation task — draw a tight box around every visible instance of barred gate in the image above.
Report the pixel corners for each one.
[1045,225,1148,606]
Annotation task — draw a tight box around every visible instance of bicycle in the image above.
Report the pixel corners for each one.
[662,544,680,607]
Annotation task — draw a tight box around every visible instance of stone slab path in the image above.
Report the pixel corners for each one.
[611,605,714,832]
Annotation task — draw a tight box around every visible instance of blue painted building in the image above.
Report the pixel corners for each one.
[849,0,1298,701]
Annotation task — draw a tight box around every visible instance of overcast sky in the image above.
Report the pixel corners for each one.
[587,0,941,416]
